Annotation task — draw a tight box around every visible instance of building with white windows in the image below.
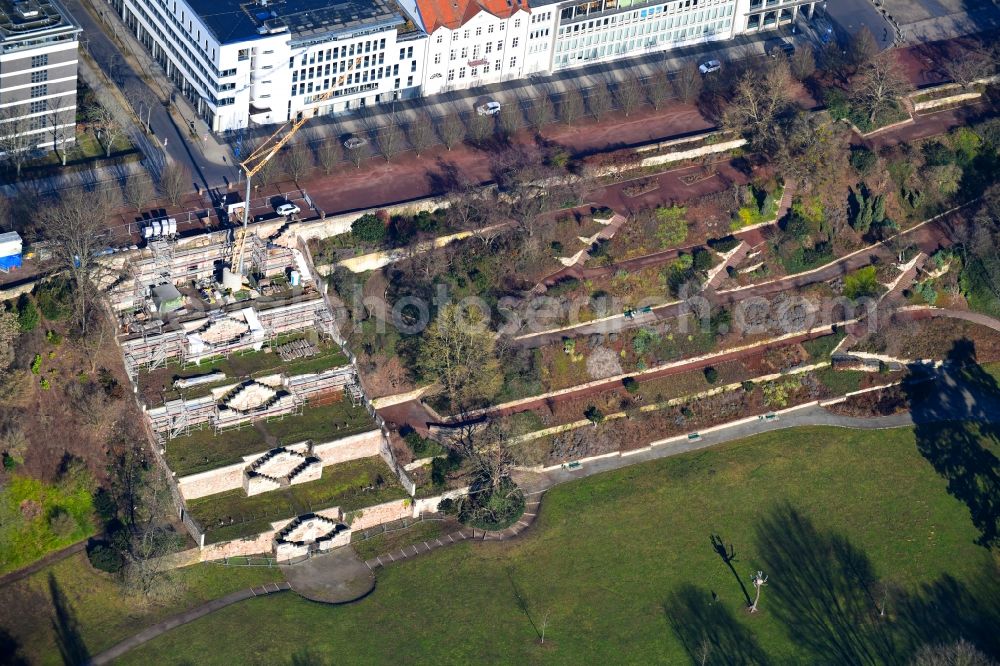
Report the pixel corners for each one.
[0,0,80,152]
[110,0,427,132]
[398,0,556,94]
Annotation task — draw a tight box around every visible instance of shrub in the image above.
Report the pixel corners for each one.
[404,431,431,457]
[843,266,880,299]
[742,380,755,392]
[48,509,78,537]
[704,366,719,384]
[16,295,38,332]
[655,205,688,248]
[351,213,386,246]
[430,449,462,486]
[35,281,70,321]
[707,236,740,253]
[622,377,639,393]
[45,330,63,345]
[692,248,712,271]
[584,405,604,424]
[30,354,42,375]
[437,498,458,515]
[921,140,955,167]
[848,185,886,235]
[824,89,850,120]
[849,147,877,176]
[87,542,124,573]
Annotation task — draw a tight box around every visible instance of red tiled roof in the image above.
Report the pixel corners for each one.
[415,0,530,33]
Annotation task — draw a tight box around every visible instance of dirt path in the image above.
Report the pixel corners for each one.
[0,540,88,589]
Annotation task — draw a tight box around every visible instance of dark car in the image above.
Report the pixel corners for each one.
[769,40,795,58]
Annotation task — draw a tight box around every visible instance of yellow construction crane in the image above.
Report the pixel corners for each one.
[234,91,334,275]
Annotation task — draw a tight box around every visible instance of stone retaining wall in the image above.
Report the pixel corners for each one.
[346,498,412,531]
[412,486,470,514]
[312,429,382,465]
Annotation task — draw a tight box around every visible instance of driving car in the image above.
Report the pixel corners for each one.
[698,60,722,74]
[343,137,368,149]
[476,101,502,116]
[275,203,301,217]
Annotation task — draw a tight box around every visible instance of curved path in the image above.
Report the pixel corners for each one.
[90,582,291,665]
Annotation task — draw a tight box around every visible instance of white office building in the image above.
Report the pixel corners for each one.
[110,0,427,131]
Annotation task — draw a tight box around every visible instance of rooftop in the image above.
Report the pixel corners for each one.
[0,0,78,42]
[413,0,531,32]
[187,0,406,45]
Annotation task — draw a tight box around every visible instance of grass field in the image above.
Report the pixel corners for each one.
[189,457,407,544]
[116,424,998,665]
[0,553,283,665]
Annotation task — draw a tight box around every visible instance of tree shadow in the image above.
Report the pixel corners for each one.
[0,627,27,666]
[710,533,752,606]
[663,584,770,665]
[48,574,89,666]
[754,504,897,664]
[901,339,1000,547]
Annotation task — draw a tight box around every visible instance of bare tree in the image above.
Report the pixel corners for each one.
[121,173,156,212]
[376,120,404,162]
[283,140,313,181]
[912,640,994,666]
[559,87,584,126]
[499,104,521,137]
[587,80,612,121]
[672,60,703,103]
[722,60,793,154]
[47,97,73,166]
[644,73,671,110]
[345,142,365,169]
[749,570,768,612]
[438,112,465,151]
[942,43,997,88]
[851,51,911,125]
[158,162,190,206]
[38,188,117,335]
[316,139,341,174]
[0,107,38,179]
[87,101,127,158]
[527,94,555,128]
[615,76,643,117]
[467,113,492,144]
[849,26,878,68]
[407,112,435,155]
[790,46,817,81]
[253,153,278,188]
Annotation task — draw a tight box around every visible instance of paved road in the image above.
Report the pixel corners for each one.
[825,0,896,48]
[69,0,227,188]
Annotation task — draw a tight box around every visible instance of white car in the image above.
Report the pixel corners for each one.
[275,203,301,217]
[698,60,722,75]
[476,101,501,116]
[343,137,368,149]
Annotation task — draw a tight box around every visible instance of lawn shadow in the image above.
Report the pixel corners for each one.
[754,504,897,664]
[48,573,89,666]
[663,584,770,665]
[506,567,543,642]
[902,339,1000,547]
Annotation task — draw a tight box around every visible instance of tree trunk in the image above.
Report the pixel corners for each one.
[750,585,761,612]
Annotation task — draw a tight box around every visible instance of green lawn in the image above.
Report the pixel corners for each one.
[0,552,283,666]
[188,456,406,544]
[0,475,96,576]
[801,329,847,361]
[119,424,998,664]
[163,400,376,477]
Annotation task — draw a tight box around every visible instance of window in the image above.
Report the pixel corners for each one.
[407,46,413,58]
[31,54,47,68]
[461,47,468,58]
[512,37,519,47]
[459,67,466,78]
[495,59,501,70]
[515,19,521,27]
[407,75,413,86]
[400,48,405,59]
[450,49,457,60]
[486,43,493,53]
[30,84,47,98]
[434,53,441,64]
[475,26,482,35]
[509,56,517,67]
[463,29,470,38]
[437,34,444,43]
[395,78,401,88]
[31,70,47,83]
[411,61,417,72]
[30,100,46,114]
[447,70,455,80]
[488,24,494,33]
